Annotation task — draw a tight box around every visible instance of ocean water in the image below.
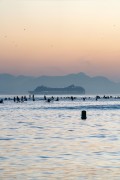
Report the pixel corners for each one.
[0,95,120,180]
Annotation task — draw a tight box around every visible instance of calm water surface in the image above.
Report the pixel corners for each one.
[0,95,120,179]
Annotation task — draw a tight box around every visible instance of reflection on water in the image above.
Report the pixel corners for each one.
[0,96,120,179]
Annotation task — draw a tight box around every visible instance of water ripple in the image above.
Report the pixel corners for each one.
[0,98,120,179]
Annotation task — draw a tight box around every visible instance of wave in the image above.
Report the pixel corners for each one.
[41,104,120,111]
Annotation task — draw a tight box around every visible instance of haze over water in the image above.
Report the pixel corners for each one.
[0,95,120,179]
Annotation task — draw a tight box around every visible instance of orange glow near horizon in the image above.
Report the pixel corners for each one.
[0,0,120,81]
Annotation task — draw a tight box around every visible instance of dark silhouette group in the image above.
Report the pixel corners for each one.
[0,94,120,104]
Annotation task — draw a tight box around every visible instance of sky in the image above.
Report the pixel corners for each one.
[0,0,120,81]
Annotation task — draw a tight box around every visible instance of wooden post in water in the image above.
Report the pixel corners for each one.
[81,110,87,120]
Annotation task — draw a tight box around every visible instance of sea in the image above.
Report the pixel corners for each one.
[0,95,120,180]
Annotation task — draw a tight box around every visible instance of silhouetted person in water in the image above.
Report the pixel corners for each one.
[44,95,46,100]
[71,96,74,101]
[17,96,20,103]
[24,96,27,101]
[0,99,3,103]
[51,96,54,100]
[96,96,100,101]
[21,96,24,102]
[33,95,35,101]
[14,97,16,102]
[47,98,51,103]
[56,97,59,101]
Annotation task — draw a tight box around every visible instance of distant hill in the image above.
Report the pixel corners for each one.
[0,72,120,94]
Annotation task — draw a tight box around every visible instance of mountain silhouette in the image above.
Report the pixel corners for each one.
[0,72,119,94]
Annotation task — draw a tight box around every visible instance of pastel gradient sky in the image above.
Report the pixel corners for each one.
[0,0,120,81]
